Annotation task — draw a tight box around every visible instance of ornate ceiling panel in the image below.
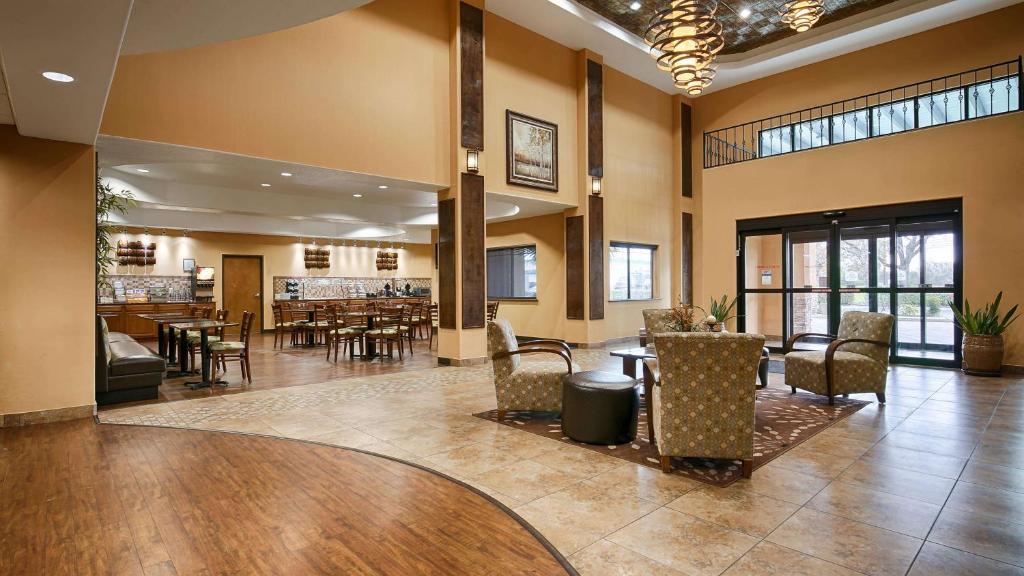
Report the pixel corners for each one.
[574,0,902,55]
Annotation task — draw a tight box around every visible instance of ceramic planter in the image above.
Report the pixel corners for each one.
[962,333,1003,376]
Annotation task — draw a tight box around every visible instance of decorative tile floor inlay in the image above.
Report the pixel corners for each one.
[97,346,1024,576]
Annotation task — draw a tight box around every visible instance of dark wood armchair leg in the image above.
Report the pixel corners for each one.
[790,386,797,394]
[876,392,886,403]
[741,459,753,479]
[659,456,672,473]
[828,395,835,406]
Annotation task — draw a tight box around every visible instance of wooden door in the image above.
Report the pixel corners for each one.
[222,255,263,335]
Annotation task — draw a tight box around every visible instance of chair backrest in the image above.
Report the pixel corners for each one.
[325,305,340,329]
[642,308,676,335]
[486,301,500,321]
[239,311,255,347]
[377,306,403,330]
[486,319,519,378]
[653,332,765,455]
[272,303,283,325]
[837,311,894,364]
[215,309,230,338]
[198,307,213,320]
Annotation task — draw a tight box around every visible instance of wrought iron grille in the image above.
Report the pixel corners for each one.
[703,57,1022,169]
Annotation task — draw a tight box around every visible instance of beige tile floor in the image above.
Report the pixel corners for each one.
[99,348,1024,576]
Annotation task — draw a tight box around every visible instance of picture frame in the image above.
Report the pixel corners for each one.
[506,110,558,191]
[183,258,196,273]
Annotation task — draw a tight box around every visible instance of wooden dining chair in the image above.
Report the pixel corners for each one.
[272,303,300,349]
[210,310,254,386]
[326,305,366,361]
[400,305,417,355]
[487,301,500,322]
[188,309,229,373]
[364,306,405,361]
[427,303,439,350]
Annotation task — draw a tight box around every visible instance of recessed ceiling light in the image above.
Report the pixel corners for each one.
[353,194,363,198]
[42,71,74,83]
[377,185,389,189]
[629,1,641,10]
[739,7,752,18]
[136,168,150,173]
[261,183,271,187]
[280,172,293,177]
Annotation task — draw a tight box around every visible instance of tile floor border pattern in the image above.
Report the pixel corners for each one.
[97,351,1024,576]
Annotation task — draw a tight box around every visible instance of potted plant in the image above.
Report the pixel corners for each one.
[948,292,1019,375]
[700,294,738,332]
[96,177,133,291]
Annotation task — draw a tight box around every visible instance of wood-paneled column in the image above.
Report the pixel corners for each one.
[565,50,605,346]
[672,95,698,306]
[438,0,487,365]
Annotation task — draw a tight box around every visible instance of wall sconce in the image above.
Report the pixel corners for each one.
[591,177,602,196]
[466,149,480,173]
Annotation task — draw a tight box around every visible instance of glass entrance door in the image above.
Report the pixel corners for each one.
[737,200,962,368]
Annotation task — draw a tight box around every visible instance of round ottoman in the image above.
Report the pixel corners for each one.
[561,371,640,445]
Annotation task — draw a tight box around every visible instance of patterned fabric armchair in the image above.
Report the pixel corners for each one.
[648,332,765,477]
[487,319,581,420]
[785,311,895,405]
[642,308,676,335]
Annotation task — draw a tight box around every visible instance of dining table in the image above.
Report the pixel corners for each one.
[168,319,240,390]
[134,313,203,376]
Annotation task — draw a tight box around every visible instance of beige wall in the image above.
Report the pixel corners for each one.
[0,126,95,417]
[112,229,433,331]
[600,67,675,342]
[101,0,451,186]
[483,13,579,207]
[486,213,566,338]
[690,4,1024,364]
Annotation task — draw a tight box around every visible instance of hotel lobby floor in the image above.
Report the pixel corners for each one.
[93,346,1024,576]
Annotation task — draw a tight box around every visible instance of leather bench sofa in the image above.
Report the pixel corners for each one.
[96,316,166,405]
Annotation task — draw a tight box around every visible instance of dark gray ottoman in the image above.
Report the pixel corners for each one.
[561,371,640,445]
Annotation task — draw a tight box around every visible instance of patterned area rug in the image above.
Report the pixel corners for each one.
[474,383,869,487]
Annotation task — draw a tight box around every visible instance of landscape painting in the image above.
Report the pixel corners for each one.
[506,110,558,191]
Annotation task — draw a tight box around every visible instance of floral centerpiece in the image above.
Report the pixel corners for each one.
[666,294,738,332]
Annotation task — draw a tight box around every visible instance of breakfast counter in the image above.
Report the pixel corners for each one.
[97,301,217,339]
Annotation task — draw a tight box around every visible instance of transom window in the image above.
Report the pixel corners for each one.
[609,242,656,301]
[486,245,537,299]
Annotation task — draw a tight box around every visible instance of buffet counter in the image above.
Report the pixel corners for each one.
[96,302,217,339]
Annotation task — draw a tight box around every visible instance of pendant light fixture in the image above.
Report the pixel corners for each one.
[781,0,824,32]
[644,0,724,96]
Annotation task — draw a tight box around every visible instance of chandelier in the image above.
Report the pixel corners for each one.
[781,0,825,32]
[644,0,725,96]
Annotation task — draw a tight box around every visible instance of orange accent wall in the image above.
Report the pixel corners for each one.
[101,0,451,186]
[0,126,95,417]
[689,4,1024,364]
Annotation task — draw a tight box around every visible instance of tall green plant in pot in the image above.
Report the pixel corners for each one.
[96,177,133,292]
[948,292,1019,375]
[698,294,738,332]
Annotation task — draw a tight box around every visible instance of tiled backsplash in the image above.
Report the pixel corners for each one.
[99,275,192,298]
[273,276,431,299]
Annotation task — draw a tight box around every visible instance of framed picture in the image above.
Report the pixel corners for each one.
[506,110,558,191]
[183,258,195,273]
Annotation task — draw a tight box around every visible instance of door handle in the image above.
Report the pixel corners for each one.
[255,293,261,298]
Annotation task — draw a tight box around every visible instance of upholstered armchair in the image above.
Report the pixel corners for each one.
[784,311,895,405]
[648,332,765,478]
[487,319,580,420]
[642,308,675,335]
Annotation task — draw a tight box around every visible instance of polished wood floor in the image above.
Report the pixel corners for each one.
[131,331,440,405]
[0,419,570,576]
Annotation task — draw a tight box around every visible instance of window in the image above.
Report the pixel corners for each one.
[486,245,537,299]
[794,117,830,150]
[917,87,965,128]
[609,242,655,301]
[832,109,870,143]
[967,75,1020,118]
[872,98,915,136]
[758,125,793,157]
